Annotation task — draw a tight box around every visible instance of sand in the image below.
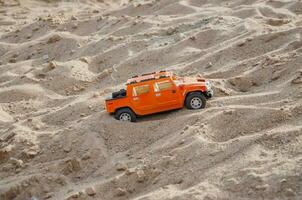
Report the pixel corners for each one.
[0,0,302,199]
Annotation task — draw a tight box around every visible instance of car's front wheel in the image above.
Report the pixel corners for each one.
[115,108,137,122]
[185,92,206,109]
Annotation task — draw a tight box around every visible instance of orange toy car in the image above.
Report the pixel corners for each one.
[105,71,213,122]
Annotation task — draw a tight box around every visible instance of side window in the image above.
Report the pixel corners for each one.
[154,80,173,92]
[133,85,150,96]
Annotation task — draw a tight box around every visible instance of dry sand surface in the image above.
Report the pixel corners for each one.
[0,0,302,199]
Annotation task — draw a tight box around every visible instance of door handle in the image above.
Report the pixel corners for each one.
[133,97,139,101]
[172,90,176,93]
[155,93,161,97]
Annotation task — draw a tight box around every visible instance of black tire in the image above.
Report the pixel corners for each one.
[185,92,206,109]
[114,108,137,122]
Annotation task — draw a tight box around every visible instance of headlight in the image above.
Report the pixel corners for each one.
[205,81,211,90]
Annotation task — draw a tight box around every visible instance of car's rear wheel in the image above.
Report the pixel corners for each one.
[185,92,206,109]
[115,108,137,122]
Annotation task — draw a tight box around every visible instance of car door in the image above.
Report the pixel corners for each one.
[130,84,156,115]
[153,79,181,110]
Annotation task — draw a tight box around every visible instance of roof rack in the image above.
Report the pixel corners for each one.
[129,81,137,84]
[141,72,156,76]
[126,70,171,85]
[140,78,156,82]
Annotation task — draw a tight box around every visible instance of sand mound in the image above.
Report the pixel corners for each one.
[0,85,46,103]
[1,0,302,200]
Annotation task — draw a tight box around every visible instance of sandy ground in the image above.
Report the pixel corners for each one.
[0,0,302,199]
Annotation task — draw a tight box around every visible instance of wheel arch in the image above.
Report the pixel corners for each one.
[114,106,136,115]
[184,90,205,103]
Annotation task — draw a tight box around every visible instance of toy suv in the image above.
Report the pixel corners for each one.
[105,71,213,122]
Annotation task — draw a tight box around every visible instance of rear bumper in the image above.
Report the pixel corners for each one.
[205,89,213,99]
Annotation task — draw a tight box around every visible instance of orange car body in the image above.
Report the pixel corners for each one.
[105,71,213,116]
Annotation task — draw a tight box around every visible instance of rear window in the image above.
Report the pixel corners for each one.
[154,80,173,92]
[133,85,150,96]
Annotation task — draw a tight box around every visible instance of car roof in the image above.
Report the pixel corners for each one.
[126,71,173,85]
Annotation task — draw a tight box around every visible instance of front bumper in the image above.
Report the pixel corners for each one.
[205,89,213,99]
[204,80,213,99]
